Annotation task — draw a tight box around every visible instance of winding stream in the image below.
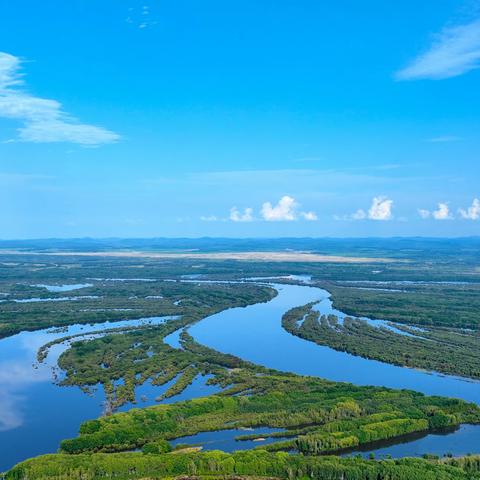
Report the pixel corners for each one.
[1,280,479,470]
[190,282,480,403]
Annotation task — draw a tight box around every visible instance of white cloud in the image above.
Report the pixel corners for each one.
[335,197,393,221]
[418,209,431,219]
[368,196,393,220]
[229,207,253,222]
[352,209,367,220]
[395,19,480,80]
[459,198,480,220]
[260,196,317,222]
[301,211,318,221]
[433,202,453,220]
[261,196,298,221]
[0,52,119,145]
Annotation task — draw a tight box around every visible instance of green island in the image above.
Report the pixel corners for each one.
[282,302,480,380]
[322,282,480,329]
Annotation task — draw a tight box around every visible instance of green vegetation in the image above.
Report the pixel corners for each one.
[283,303,480,380]
[2,241,480,338]
[7,450,480,480]
[56,345,480,456]
[0,277,275,339]
[44,285,274,409]
[47,305,480,458]
[323,282,480,329]
[54,324,263,410]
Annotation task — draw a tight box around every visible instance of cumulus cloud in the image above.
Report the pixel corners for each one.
[418,203,453,220]
[459,198,480,220]
[229,207,254,222]
[0,52,119,145]
[260,195,317,222]
[337,196,393,221]
[261,196,298,221]
[433,202,453,220]
[395,19,480,80]
[201,197,317,223]
[367,196,393,220]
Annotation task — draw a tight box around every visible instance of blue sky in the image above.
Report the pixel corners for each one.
[0,0,479,238]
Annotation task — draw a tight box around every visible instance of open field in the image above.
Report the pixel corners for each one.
[0,249,394,263]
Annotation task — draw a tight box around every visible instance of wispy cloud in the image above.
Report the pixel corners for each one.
[459,198,480,220]
[418,208,431,219]
[351,209,367,220]
[261,195,317,222]
[301,211,318,221]
[395,18,480,80]
[230,207,254,222]
[426,135,462,143]
[126,5,158,29]
[200,215,218,222]
[0,52,119,145]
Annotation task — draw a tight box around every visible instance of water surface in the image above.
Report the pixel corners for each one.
[0,316,174,471]
[190,283,480,405]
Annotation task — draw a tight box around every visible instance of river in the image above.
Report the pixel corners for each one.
[1,280,479,471]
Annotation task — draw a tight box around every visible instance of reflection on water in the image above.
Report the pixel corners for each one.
[342,424,480,459]
[32,284,93,292]
[0,315,174,471]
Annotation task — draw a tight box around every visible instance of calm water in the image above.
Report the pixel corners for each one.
[187,282,480,458]
[32,284,93,292]
[1,281,480,470]
[0,314,213,471]
[190,283,480,403]
[342,424,480,459]
[170,427,287,451]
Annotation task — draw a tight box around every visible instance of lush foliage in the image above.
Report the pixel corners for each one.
[57,359,480,456]
[324,282,480,329]
[283,303,480,379]
[7,450,480,480]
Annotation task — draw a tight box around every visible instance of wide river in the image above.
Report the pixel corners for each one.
[1,280,479,471]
